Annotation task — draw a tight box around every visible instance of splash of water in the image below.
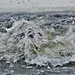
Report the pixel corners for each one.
[0,13,75,67]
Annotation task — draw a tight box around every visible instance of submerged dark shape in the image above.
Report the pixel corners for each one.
[6,24,13,29]
[5,21,14,29]
[28,34,34,38]
[38,32,42,36]
[27,28,35,38]
[15,32,25,40]
[0,28,7,33]
[53,14,62,18]
[62,62,75,67]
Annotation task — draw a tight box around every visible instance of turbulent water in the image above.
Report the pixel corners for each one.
[0,12,75,75]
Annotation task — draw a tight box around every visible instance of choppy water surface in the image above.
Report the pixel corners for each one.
[1,61,75,75]
[0,12,75,75]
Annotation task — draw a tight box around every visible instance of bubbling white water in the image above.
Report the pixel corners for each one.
[0,16,75,67]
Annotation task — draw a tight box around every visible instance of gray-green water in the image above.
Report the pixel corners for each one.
[1,60,75,75]
[0,12,75,75]
[1,62,75,75]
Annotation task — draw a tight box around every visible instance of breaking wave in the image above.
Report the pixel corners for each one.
[0,13,75,67]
